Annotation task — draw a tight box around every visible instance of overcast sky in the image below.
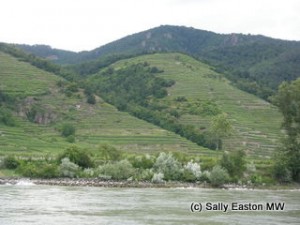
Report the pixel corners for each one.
[1,0,299,52]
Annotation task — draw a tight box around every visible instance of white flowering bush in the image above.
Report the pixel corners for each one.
[153,152,182,180]
[59,157,79,178]
[184,161,201,179]
[152,172,164,183]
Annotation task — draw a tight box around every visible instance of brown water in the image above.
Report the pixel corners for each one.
[0,182,299,224]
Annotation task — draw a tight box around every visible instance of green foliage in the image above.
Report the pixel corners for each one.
[66,135,75,143]
[98,144,121,162]
[187,100,222,116]
[175,96,188,102]
[61,123,76,137]
[134,169,154,181]
[3,156,20,169]
[272,78,300,182]
[97,159,135,180]
[58,146,93,168]
[38,163,59,178]
[59,157,79,178]
[153,152,182,181]
[17,161,59,178]
[0,108,16,126]
[209,165,229,187]
[220,150,246,179]
[88,63,173,108]
[0,43,64,77]
[14,26,300,101]
[210,113,233,150]
[130,154,155,169]
[86,94,96,104]
[0,90,15,105]
[250,174,263,185]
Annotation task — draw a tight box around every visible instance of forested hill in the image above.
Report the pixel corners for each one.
[15,25,300,99]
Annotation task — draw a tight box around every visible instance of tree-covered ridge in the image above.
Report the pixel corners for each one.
[16,25,300,100]
[88,63,172,106]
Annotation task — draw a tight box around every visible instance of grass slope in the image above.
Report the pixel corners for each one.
[0,52,211,158]
[107,53,283,158]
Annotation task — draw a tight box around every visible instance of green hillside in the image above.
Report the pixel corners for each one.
[0,51,213,157]
[16,25,300,101]
[90,53,283,158]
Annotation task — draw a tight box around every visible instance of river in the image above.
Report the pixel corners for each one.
[0,182,299,225]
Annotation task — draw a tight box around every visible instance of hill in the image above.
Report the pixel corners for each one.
[0,51,213,158]
[15,25,300,99]
[86,53,283,158]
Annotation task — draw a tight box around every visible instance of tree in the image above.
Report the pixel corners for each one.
[272,78,300,182]
[210,113,233,150]
[220,150,246,179]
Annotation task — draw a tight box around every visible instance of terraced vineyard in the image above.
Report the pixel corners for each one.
[0,52,214,157]
[108,53,283,158]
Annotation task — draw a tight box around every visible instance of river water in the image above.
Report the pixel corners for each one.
[0,182,299,225]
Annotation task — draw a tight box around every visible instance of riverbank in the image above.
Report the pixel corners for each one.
[1,177,299,190]
[0,177,208,188]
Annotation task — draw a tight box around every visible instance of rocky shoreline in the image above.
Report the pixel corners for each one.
[0,177,208,188]
[1,177,299,190]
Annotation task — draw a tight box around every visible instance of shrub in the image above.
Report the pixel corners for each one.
[0,108,16,126]
[3,156,20,169]
[82,168,95,178]
[97,159,135,180]
[131,154,155,169]
[66,135,75,143]
[59,157,79,178]
[58,146,93,168]
[17,162,39,177]
[134,169,154,181]
[87,94,96,104]
[250,174,263,185]
[209,165,229,187]
[184,160,201,179]
[39,164,59,178]
[152,172,164,183]
[17,161,58,178]
[153,152,182,181]
[181,169,197,182]
[98,144,121,162]
[61,123,76,137]
[220,150,246,179]
[199,170,211,182]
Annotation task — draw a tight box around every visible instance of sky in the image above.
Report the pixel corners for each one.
[1,0,299,52]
